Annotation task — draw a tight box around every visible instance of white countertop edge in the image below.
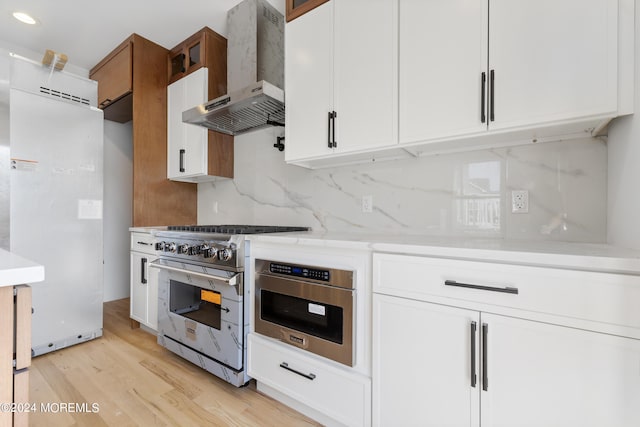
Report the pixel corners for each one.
[247,233,640,275]
[0,248,45,287]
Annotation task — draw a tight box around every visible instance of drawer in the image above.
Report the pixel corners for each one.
[131,232,156,254]
[373,253,640,330]
[248,333,371,427]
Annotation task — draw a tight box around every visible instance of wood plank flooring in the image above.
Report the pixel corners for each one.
[28,298,321,427]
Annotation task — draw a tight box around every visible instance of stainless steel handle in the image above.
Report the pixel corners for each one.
[279,362,316,381]
[444,280,518,295]
[482,323,489,391]
[149,261,238,286]
[471,321,477,388]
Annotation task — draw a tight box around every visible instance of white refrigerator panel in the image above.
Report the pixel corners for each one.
[10,87,104,355]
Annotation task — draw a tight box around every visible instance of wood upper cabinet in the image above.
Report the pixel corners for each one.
[167,27,233,182]
[91,34,197,227]
[286,0,330,22]
[90,40,133,122]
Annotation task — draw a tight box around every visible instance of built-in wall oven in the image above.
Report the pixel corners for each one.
[254,259,355,366]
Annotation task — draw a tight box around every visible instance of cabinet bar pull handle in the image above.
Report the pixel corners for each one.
[279,362,316,380]
[327,111,333,148]
[137,241,151,246]
[471,321,477,388]
[444,280,518,294]
[489,69,495,122]
[482,323,489,391]
[332,111,337,148]
[480,72,486,123]
[141,258,147,284]
[179,149,186,172]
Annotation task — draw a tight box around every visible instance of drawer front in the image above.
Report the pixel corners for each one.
[130,232,156,254]
[373,253,640,330]
[248,333,371,427]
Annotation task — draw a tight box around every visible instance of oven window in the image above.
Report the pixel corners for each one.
[170,280,221,330]
[261,290,343,344]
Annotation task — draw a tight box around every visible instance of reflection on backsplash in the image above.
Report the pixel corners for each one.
[198,129,607,243]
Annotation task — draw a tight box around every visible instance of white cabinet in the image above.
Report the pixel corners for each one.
[284,0,397,165]
[167,67,208,181]
[373,295,480,427]
[130,232,158,330]
[249,333,371,427]
[372,253,640,427]
[400,0,626,147]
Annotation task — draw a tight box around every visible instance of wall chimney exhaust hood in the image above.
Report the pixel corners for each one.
[182,0,284,136]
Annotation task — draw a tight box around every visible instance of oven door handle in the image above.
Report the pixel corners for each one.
[149,261,239,286]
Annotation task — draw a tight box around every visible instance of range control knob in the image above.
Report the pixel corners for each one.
[177,244,189,254]
[188,245,201,256]
[166,242,177,253]
[218,248,233,262]
[155,241,166,251]
[200,244,217,259]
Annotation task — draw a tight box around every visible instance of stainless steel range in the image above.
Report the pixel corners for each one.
[149,225,308,387]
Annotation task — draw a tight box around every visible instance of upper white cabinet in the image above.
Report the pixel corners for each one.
[400,0,625,146]
[168,67,208,181]
[285,0,633,168]
[284,0,398,165]
[167,67,233,182]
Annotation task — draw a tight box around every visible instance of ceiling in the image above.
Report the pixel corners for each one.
[0,0,284,72]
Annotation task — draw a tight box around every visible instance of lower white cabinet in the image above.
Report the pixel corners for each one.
[130,232,158,330]
[373,253,640,427]
[248,333,371,427]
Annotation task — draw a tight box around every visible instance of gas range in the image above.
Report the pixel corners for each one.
[153,225,309,271]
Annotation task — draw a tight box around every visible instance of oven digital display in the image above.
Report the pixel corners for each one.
[270,263,330,281]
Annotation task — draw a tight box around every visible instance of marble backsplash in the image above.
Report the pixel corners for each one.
[198,128,607,243]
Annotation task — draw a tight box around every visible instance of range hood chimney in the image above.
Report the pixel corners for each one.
[183,0,285,135]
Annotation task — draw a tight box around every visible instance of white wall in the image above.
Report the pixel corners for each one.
[103,120,133,301]
[199,128,607,243]
[607,0,640,250]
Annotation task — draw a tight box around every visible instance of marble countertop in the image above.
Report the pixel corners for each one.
[0,248,45,287]
[247,231,640,274]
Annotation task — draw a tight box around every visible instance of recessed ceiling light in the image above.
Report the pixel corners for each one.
[13,12,37,25]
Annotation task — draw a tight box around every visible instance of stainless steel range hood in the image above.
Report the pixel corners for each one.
[183,0,284,136]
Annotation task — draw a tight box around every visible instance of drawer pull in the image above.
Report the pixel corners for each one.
[444,280,518,295]
[137,241,151,246]
[279,362,316,381]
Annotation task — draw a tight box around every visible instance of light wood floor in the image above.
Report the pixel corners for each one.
[29,298,321,427]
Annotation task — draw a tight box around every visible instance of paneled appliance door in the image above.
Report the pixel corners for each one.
[10,62,104,356]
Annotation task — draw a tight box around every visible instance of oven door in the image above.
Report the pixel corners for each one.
[151,258,244,370]
[255,272,354,366]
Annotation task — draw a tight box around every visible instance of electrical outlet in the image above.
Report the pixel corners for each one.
[362,195,373,213]
[511,190,529,214]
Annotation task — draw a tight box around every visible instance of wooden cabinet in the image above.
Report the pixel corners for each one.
[1,285,31,427]
[91,34,197,226]
[284,0,397,165]
[167,27,233,182]
[130,232,158,330]
[285,0,329,22]
[90,40,133,122]
[400,0,623,145]
[372,253,640,427]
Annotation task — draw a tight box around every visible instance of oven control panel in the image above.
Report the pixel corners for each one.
[269,263,330,282]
